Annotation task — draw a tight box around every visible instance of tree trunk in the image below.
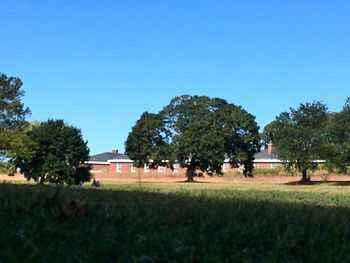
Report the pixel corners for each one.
[301,168,309,182]
[186,167,195,182]
[39,176,45,184]
[39,172,49,184]
[137,166,141,188]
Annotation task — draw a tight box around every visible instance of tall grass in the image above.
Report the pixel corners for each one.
[1,183,350,262]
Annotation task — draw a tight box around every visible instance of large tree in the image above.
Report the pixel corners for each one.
[126,95,261,181]
[264,102,329,182]
[15,119,91,185]
[0,73,31,174]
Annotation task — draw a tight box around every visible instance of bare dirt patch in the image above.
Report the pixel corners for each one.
[93,173,350,184]
[0,173,27,181]
[2,172,350,184]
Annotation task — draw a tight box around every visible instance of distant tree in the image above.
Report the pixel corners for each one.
[125,112,170,169]
[264,102,328,182]
[126,95,261,182]
[15,119,91,185]
[0,73,31,174]
[323,98,350,173]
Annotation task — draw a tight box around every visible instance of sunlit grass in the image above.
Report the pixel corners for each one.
[100,180,350,195]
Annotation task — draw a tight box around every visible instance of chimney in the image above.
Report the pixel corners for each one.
[267,143,273,155]
[111,149,118,154]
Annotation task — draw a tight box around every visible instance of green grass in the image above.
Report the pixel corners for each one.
[101,180,350,196]
[2,182,350,262]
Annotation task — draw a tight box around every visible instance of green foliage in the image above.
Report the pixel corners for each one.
[15,119,91,185]
[125,112,170,168]
[126,95,260,181]
[323,98,350,173]
[0,73,30,128]
[0,123,36,175]
[0,73,31,174]
[264,102,329,181]
[3,183,350,261]
[163,95,260,179]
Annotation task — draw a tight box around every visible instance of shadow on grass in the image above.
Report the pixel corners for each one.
[285,180,350,186]
[128,180,212,184]
[2,183,350,262]
[174,180,211,183]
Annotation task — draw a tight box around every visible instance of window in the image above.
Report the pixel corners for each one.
[223,163,229,173]
[173,163,179,173]
[158,166,165,173]
[144,164,149,173]
[116,163,122,173]
[131,165,137,173]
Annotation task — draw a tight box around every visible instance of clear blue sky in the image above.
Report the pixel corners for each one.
[1,0,350,154]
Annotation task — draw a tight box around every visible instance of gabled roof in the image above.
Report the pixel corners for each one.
[89,149,281,163]
[254,149,279,160]
[89,152,131,163]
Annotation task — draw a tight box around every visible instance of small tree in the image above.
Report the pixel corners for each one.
[0,73,31,174]
[264,102,328,182]
[15,119,91,185]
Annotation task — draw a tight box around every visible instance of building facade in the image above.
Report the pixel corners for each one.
[88,144,281,175]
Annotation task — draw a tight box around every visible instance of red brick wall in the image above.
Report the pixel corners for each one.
[109,163,116,172]
[90,163,110,172]
[254,163,282,169]
[107,162,188,176]
[91,162,248,175]
[256,163,270,169]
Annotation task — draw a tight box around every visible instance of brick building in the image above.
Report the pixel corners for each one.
[88,144,281,175]
[253,143,282,168]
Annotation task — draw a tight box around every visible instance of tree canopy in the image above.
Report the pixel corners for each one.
[125,95,260,181]
[15,119,91,185]
[323,98,350,173]
[0,73,31,174]
[125,111,170,168]
[263,102,329,181]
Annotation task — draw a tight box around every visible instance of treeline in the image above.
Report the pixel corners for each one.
[126,96,350,182]
[1,72,350,184]
[0,73,91,185]
[262,100,350,181]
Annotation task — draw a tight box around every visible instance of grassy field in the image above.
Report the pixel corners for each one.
[2,182,350,262]
[101,180,350,195]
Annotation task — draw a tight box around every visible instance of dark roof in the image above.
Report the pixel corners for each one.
[89,152,131,162]
[90,150,279,163]
[254,149,278,160]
